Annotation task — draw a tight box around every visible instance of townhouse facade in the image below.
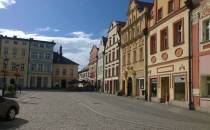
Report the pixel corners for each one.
[89,45,98,86]
[78,66,89,82]
[0,36,29,88]
[192,0,210,112]
[104,21,125,94]
[28,39,55,88]
[97,37,107,92]
[120,0,152,97]
[53,46,79,88]
[147,0,191,108]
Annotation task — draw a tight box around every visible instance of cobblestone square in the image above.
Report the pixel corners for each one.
[0,91,210,130]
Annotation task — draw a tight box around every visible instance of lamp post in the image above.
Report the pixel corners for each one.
[2,58,9,97]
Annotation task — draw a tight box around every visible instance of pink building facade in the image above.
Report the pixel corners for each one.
[192,0,210,112]
[89,45,98,86]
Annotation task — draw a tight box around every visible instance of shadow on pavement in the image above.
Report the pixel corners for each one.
[0,118,29,130]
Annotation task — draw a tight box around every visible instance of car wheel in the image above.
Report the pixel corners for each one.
[7,108,16,121]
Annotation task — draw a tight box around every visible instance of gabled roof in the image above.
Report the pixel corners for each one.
[90,45,99,54]
[102,36,108,46]
[53,52,79,65]
[107,21,126,33]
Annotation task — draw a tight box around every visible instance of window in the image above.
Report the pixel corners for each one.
[174,75,185,101]
[22,42,27,46]
[133,50,137,63]
[117,49,120,59]
[150,34,157,54]
[4,47,8,57]
[109,53,111,62]
[45,53,51,60]
[11,63,16,71]
[46,64,51,72]
[160,28,168,51]
[40,43,44,48]
[113,35,115,43]
[168,0,174,13]
[127,53,130,64]
[21,49,26,57]
[62,69,66,75]
[70,69,74,76]
[158,8,163,20]
[116,66,119,76]
[31,64,36,71]
[112,50,115,61]
[174,19,184,46]
[150,78,157,97]
[56,69,60,75]
[20,64,24,71]
[13,41,18,45]
[13,47,17,57]
[139,47,143,60]
[38,64,43,72]
[32,52,38,59]
[108,69,111,77]
[203,19,210,42]
[39,52,44,59]
[112,67,115,77]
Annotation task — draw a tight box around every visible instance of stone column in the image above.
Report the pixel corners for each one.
[132,74,136,96]
[125,78,128,96]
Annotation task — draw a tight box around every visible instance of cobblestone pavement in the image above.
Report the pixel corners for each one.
[0,91,210,130]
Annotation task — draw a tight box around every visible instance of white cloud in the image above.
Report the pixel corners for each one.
[0,28,100,69]
[68,31,93,38]
[36,26,61,33]
[0,0,16,9]
[36,26,51,32]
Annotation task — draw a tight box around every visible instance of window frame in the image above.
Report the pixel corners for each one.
[157,7,163,21]
[160,27,169,51]
[168,0,174,14]
[150,34,157,55]
[173,18,184,46]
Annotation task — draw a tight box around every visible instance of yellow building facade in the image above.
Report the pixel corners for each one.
[147,0,190,107]
[0,36,29,88]
[120,0,152,97]
[53,50,78,88]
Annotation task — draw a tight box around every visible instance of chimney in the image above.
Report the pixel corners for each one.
[59,45,63,56]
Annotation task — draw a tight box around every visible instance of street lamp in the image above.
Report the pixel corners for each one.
[2,58,9,96]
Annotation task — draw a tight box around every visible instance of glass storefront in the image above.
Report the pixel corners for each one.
[151,78,157,97]
[174,75,185,101]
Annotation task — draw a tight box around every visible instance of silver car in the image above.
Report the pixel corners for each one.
[0,96,20,120]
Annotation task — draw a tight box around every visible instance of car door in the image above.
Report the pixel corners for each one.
[0,97,7,116]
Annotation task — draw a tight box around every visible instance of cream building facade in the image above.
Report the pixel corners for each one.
[97,37,107,92]
[104,21,125,94]
[120,0,152,97]
[147,0,190,107]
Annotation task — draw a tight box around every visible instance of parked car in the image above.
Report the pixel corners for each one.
[0,96,20,120]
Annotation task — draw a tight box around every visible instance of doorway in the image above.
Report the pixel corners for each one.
[37,77,42,88]
[161,77,170,103]
[127,77,132,96]
[61,80,66,88]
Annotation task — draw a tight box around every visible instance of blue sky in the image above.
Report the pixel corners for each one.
[0,0,153,69]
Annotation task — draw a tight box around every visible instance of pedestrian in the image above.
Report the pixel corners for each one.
[18,85,22,94]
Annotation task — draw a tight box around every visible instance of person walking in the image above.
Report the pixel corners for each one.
[18,85,21,94]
